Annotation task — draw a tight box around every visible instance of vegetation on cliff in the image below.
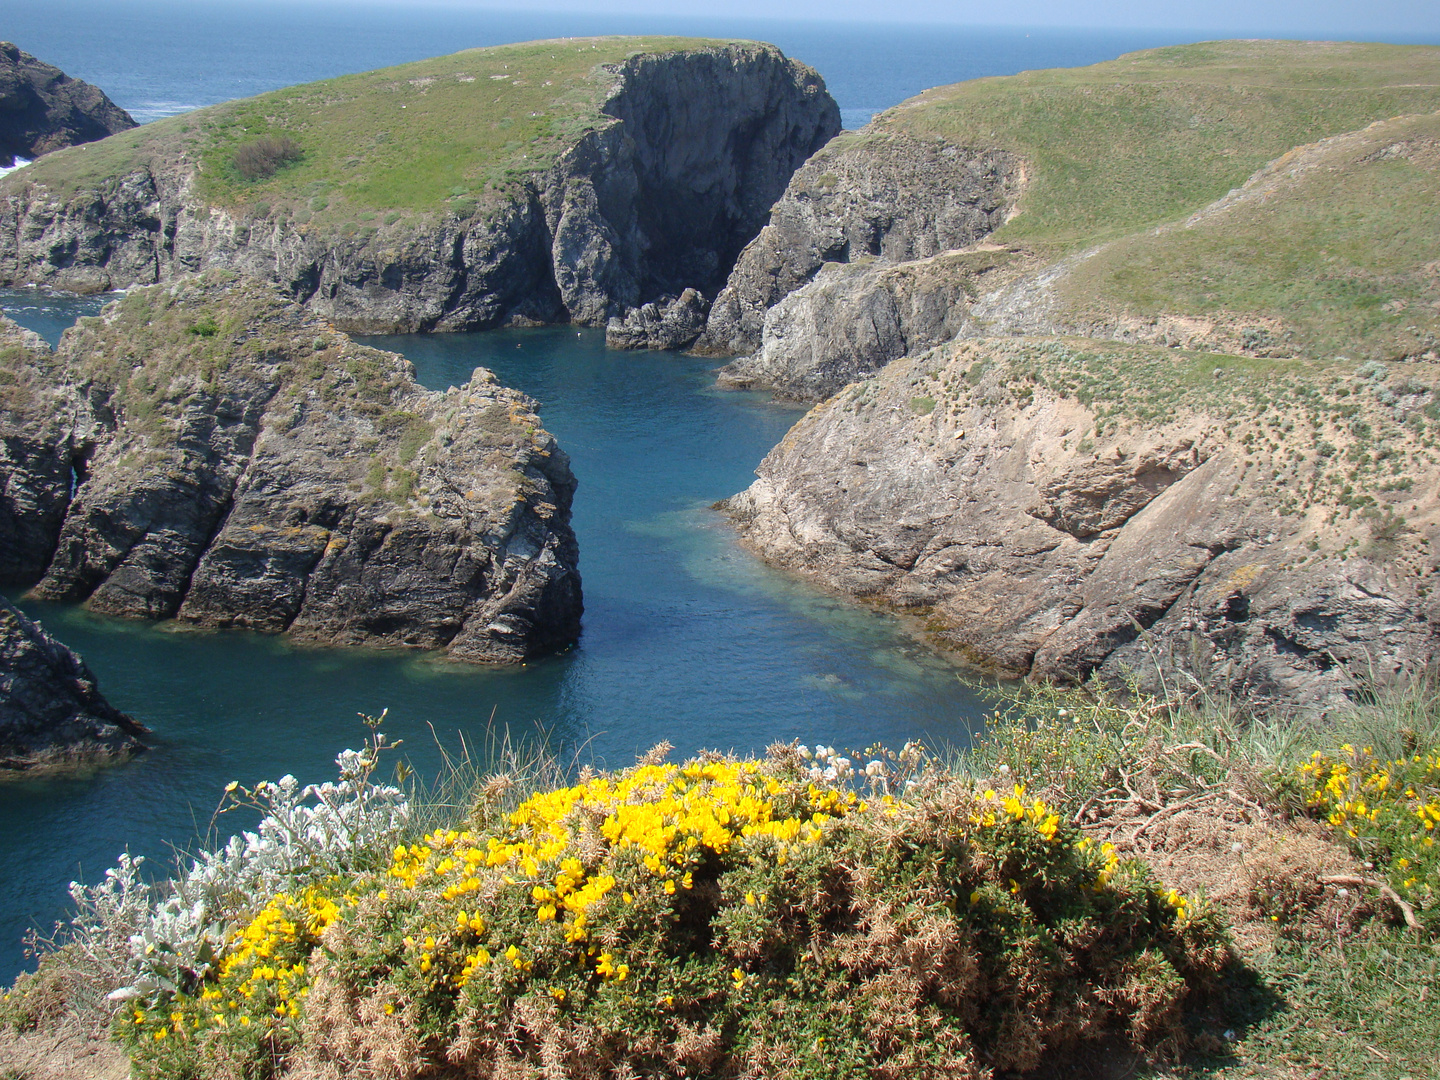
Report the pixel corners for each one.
[3,683,1437,1078]
[7,37,725,229]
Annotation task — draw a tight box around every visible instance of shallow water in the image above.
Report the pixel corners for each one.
[0,305,988,981]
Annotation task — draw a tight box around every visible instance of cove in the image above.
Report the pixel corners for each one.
[0,294,988,981]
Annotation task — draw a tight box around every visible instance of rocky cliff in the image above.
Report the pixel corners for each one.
[702,41,1440,401]
[1,275,582,662]
[726,337,1440,710]
[697,131,1018,360]
[0,39,837,342]
[1,594,146,771]
[0,42,135,169]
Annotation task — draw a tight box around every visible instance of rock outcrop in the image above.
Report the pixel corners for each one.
[0,41,838,335]
[1,594,146,771]
[604,288,708,350]
[725,338,1440,711]
[715,247,1025,401]
[696,131,1018,361]
[0,42,135,168]
[0,316,77,585]
[4,274,582,663]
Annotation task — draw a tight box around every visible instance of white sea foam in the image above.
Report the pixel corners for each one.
[130,101,201,122]
[0,157,32,179]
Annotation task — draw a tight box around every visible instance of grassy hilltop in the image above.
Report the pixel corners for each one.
[14,36,735,231]
[872,40,1440,251]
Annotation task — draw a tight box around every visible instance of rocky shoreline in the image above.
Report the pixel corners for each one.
[1,275,583,664]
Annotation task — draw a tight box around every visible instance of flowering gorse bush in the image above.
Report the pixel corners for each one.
[112,744,1230,1080]
[1299,743,1440,931]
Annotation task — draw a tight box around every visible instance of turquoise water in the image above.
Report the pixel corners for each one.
[0,304,987,981]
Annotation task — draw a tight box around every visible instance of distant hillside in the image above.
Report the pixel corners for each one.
[0,38,839,338]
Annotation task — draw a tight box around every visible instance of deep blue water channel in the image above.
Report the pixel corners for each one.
[0,295,987,980]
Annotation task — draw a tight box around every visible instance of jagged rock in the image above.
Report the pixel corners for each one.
[0,314,82,585]
[605,289,708,350]
[715,248,1024,401]
[15,273,582,663]
[0,42,135,168]
[0,594,146,771]
[696,131,1017,358]
[0,42,838,330]
[724,337,1440,712]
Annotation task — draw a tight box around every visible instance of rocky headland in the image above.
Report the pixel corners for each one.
[0,594,146,771]
[0,42,135,169]
[0,39,837,342]
[0,275,582,662]
[717,42,1440,708]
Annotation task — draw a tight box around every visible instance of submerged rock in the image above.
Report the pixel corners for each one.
[11,273,582,663]
[0,42,136,169]
[0,594,146,771]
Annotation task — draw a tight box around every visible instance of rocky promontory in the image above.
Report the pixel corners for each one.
[0,594,146,771]
[0,42,135,169]
[0,39,837,340]
[1,275,582,662]
[726,337,1440,710]
[716,42,1440,709]
[704,41,1440,400]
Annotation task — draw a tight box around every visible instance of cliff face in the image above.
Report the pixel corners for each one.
[0,594,146,771]
[0,42,136,168]
[697,131,1018,359]
[0,42,838,341]
[726,338,1440,710]
[2,275,582,663]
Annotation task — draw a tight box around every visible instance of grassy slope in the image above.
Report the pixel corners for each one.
[871,40,1440,251]
[1058,111,1440,364]
[6,36,733,232]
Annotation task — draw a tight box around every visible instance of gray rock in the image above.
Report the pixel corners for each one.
[605,289,708,350]
[0,594,146,771]
[724,338,1439,712]
[18,273,582,663]
[715,249,1017,401]
[697,131,1018,357]
[0,44,838,332]
[0,314,81,585]
[0,42,136,168]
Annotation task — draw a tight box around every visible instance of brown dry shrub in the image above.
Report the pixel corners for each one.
[232,136,303,181]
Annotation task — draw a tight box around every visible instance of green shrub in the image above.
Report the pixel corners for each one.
[118,754,1231,1080]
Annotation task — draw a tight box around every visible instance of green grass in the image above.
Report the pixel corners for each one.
[873,40,1440,252]
[5,36,737,233]
[1057,111,1440,364]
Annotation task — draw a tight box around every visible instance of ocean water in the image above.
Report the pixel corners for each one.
[0,1,1337,983]
[0,0,1210,128]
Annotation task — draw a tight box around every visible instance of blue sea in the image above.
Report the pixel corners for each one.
[0,0,1390,982]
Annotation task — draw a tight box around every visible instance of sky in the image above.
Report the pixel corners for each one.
[306,0,1439,39]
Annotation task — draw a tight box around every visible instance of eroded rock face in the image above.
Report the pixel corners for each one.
[0,42,136,168]
[0,315,82,585]
[725,338,1440,711]
[0,594,146,771]
[13,274,582,663]
[715,248,1023,401]
[697,132,1018,359]
[0,44,838,333]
